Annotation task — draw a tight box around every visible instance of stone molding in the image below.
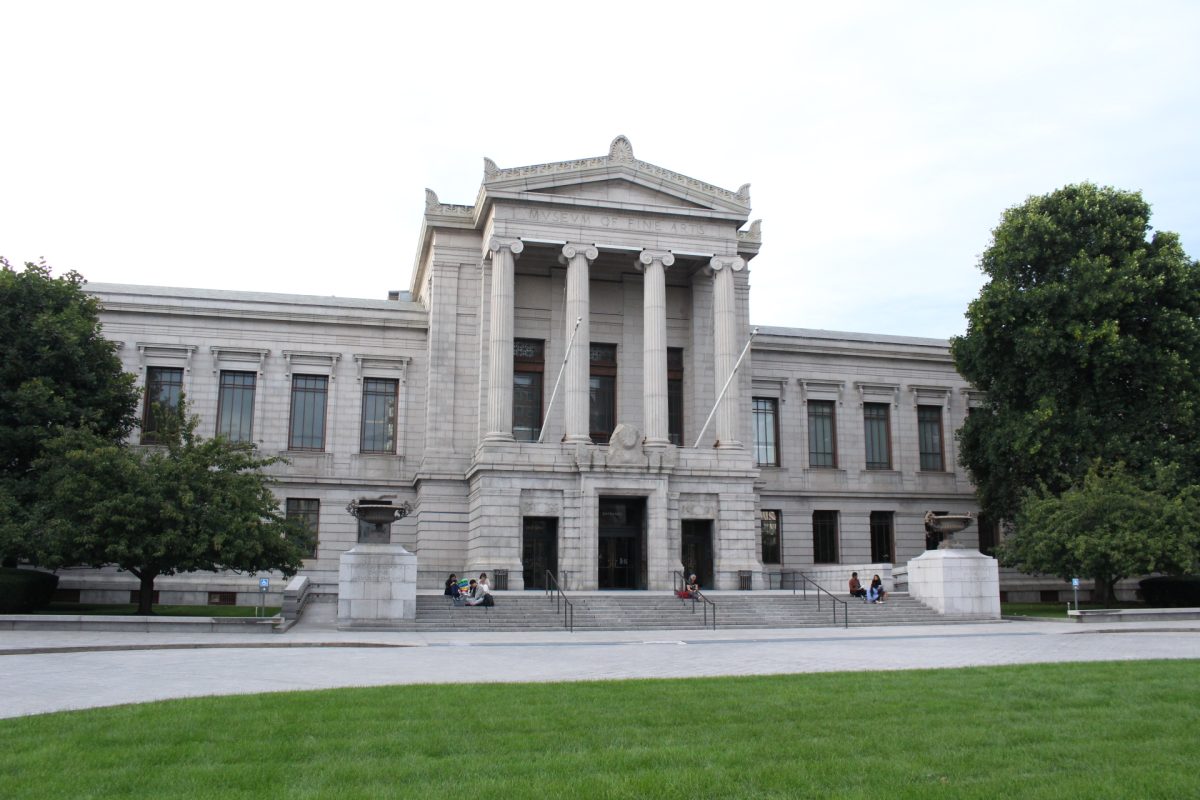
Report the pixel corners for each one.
[634,249,675,272]
[559,242,598,264]
[705,255,746,274]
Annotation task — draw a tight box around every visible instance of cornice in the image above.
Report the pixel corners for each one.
[98,301,429,330]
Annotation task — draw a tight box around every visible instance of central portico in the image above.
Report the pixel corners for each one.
[411,137,764,590]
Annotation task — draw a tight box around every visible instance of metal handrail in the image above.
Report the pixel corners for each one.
[673,570,717,630]
[544,570,574,632]
[778,570,849,629]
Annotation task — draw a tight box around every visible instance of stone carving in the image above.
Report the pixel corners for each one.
[560,243,598,264]
[604,423,644,467]
[634,249,675,271]
[736,183,752,203]
[488,237,525,257]
[483,157,499,178]
[737,219,763,244]
[706,255,747,274]
[423,187,475,218]
[609,135,635,162]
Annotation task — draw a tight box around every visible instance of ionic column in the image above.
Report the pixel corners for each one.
[483,237,523,442]
[709,255,746,449]
[638,249,675,448]
[560,243,598,444]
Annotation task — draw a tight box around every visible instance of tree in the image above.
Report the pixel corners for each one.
[952,184,1200,521]
[0,258,139,564]
[1002,463,1200,604]
[33,406,311,614]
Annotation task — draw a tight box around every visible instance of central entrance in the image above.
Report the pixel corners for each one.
[598,496,646,589]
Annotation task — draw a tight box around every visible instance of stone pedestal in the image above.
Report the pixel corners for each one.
[337,543,417,627]
[906,548,1000,618]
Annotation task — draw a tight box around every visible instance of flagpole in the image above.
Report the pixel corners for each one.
[693,327,759,449]
[538,316,582,444]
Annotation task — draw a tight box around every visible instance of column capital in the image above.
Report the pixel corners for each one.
[487,237,525,257]
[558,242,598,264]
[706,255,746,274]
[634,249,675,271]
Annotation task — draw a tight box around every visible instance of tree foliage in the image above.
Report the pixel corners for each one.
[952,184,1200,521]
[1002,463,1200,604]
[0,258,139,563]
[33,406,311,614]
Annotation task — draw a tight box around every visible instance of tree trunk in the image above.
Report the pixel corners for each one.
[136,572,158,615]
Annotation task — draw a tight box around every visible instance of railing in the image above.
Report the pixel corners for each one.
[673,571,717,630]
[777,570,849,629]
[544,570,574,633]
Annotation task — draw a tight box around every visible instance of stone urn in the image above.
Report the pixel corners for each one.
[923,511,974,549]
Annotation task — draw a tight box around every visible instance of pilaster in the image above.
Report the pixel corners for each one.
[483,237,523,442]
[637,249,675,449]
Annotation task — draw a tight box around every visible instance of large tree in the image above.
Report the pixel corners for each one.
[33,407,311,614]
[1003,463,1200,604]
[952,184,1200,521]
[0,258,139,564]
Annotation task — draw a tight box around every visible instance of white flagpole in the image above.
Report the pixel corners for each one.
[693,327,759,449]
[538,316,582,444]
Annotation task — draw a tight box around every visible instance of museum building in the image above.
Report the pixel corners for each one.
[74,137,986,605]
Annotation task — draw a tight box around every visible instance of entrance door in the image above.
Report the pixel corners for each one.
[522,517,558,590]
[681,519,714,589]
[598,497,645,589]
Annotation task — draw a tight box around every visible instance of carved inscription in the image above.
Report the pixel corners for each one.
[523,208,707,235]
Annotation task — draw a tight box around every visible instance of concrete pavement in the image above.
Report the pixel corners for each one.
[3,603,1198,719]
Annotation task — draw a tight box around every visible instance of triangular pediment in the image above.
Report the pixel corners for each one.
[528,179,710,210]
[480,136,751,216]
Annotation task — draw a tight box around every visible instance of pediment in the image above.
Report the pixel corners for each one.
[528,179,709,210]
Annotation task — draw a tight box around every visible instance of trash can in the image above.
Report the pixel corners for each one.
[738,570,753,590]
[492,569,509,591]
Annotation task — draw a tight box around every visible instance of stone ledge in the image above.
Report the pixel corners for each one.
[1068,608,1200,623]
[0,615,280,633]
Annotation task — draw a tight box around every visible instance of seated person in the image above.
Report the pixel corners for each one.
[868,574,887,604]
[849,572,868,600]
[686,574,700,596]
[464,578,495,607]
[444,573,460,597]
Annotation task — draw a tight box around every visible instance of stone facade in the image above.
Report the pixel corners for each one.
[72,137,990,604]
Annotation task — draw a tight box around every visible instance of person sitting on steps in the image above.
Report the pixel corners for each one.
[868,574,887,604]
[849,572,868,601]
[464,577,494,607]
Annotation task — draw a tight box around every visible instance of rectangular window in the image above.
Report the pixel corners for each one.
[286,498,320,558]
[589,343,617,444]
[761,509,781,564]
[513,339,545,442]
[918,405,945,471]
[752,397,779,466]
[141,366,184,443]
[216,371,256,443]
[812,510,840,564]
[870,511,894,563]
[863,402,891,470]
[288,375,328,451]
[667,347,683,446]
[360,378,398,453]
[808,400,837,468]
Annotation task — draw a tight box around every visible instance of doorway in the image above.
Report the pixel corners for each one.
[681,519,714,589]
[598,497,645,589]
[522,517,558,589]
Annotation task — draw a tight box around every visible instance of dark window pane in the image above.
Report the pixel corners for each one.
[142,366,183,443]
[513,371,543,442]
[752,397,778,466]
[589,375,615,444]
[812,510,839,564]
[216,371,256,443]
[808,400,836,468]
[870,511,894,563]
[761,509,781,564]
[864,402,891,470]
[289,375,328,451]
[918,405,944,471]
[286,498,320,558]
[360,378,398,453]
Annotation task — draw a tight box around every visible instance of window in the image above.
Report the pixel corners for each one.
[142,366,183,443]
[808,400,837,468]
[918,405,944,471]
[812,510,839,564]
[752,397,779,466]
[761,509,781,564]
[513,339,544,442]
[360,378,398,453]
[667,347,683,446]
[289,375,328,451]
[216,371,256,443]
[863,402,891,470]
[589,343,617,444]
[870,511,894,563]
[286,498,320,558]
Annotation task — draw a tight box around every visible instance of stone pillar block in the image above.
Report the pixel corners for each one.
[906,548,1000,618]
[337,543,418,627]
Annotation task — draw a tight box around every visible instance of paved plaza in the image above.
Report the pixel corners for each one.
[3,606,1198,719]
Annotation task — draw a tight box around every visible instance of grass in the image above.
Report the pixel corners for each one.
[1001,602,1141,619]
[31,602,280,617]
[1,660,1197,799]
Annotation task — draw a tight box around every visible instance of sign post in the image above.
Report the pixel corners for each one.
[1071,577,1080,611]
[259,577,269,618]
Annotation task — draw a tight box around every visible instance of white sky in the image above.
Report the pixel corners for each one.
[3,1,1198,339]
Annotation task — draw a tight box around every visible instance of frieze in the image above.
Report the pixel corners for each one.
[522,206,711,236]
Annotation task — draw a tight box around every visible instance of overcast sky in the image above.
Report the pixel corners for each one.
[3,1,1198,339]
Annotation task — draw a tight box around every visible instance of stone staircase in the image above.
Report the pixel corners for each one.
[381,591,963,632]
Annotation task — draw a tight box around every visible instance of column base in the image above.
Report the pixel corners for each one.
[481,432,515,444]
[715,439,743,449]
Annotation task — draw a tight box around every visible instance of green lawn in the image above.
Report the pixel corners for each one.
[32,602,280,617]
[2,660,1196,799]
